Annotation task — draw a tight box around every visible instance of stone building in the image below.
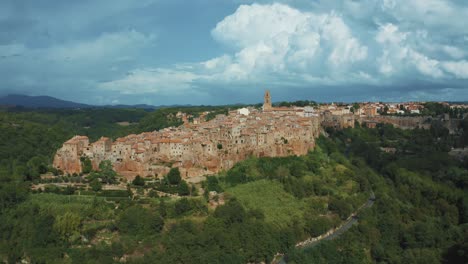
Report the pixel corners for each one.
[321,111,355,129]
[53,135,89,174]
[54,92,321,180]
[263,90,272,111]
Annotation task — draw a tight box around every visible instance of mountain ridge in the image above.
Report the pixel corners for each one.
[0,94,174,109]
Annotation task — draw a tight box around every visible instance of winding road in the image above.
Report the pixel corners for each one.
[274,191,376,264]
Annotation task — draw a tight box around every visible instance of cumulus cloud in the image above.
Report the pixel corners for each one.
[375,23,445,78]
[104,3,371,95]
[1,0,468,104]
[211,4,367,76]
[100,2,468,102]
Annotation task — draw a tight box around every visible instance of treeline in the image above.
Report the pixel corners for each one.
[422,102,468,118]
[274,100,317,107]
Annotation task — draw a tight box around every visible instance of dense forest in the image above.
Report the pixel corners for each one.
[0,105,467,263]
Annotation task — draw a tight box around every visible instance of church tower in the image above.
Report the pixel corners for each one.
[263,90,272,111]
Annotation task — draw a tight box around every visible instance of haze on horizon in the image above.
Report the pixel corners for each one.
[1,0,467,106]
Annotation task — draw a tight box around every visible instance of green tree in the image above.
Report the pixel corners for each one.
[26,156,48,180]
[175,198,191,216]
[167,167,181,185]
[98,160,117,184]
[178,180,190,196]
[148,189,158,197]
[117,205,163,236]
[0,175,29,210]
[351,103,360,113]
[275,165,290,179]
[305,217,332,237]
[383,106,389,114]
[54,212,82,241]
[132,175,145,186]
[328,198,353,220]
[80,156,92,174]
[214,199,246,225]
[90,178,102,192]
[159,199,167,218]
[205,176,223,193]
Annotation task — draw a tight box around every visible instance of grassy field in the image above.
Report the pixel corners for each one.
[29,193,116,220]
[225,180,306,228]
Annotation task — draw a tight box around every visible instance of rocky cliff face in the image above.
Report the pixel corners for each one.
[53,109,321,180]
[53,154,82,174]
[53,135,89,174]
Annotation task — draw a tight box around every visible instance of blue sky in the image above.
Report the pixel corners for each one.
[1,0,467,105]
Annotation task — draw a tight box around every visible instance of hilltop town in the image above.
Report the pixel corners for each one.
[53,91,323,180]
[53,91,466,180]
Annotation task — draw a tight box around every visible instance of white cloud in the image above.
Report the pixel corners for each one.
[442,61,468,79]
[376,23,409,76]
[212,4,307,49]
[381,0,468,33]
[5,1,467,103]
[441,46,465,59]
[409,50,444,78]
[323,14,368,66]
[376,23,407,44]
[376,23,444,78]
[208,4,368,83]
[102,3,466,98]
[202,55,232,71]
[98,68,198,94]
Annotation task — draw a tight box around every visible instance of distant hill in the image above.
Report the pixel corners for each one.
[0,94,165,109]
[0,94,235,109]
[0,94,91,108]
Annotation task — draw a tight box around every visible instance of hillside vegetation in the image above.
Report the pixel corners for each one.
[0,107,467,263]
[226,180,306,228]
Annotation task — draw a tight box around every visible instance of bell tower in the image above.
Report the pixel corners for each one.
[263,90,272,111]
